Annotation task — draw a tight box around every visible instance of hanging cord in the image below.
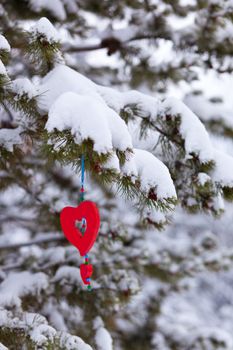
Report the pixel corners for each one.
[80,155,92,291]
[80,154,85,202]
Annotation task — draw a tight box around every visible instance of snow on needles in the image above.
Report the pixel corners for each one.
[39,59,233,203]
[11,78,38,99]
[0,127,23,151]
[40,63,215,164]
[0,271,48,308]
[46,91,133,154]
[31,17,59,43]
[123,149,177,199]
[159,97,214,163]
[42,65,176,200]
[0,308,93,349]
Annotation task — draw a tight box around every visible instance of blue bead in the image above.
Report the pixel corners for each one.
[86,278,90,281]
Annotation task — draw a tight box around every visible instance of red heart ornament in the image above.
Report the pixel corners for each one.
[60,201,100,256]
[80,264,93,285]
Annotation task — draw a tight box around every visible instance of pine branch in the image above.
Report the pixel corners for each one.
[0,235,65,250]
[65,33,169,55]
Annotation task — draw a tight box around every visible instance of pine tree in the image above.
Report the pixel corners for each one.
[0,1,233,349]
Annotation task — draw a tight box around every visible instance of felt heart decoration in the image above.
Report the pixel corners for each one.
[60,201,100,256]
[80,264,93,285]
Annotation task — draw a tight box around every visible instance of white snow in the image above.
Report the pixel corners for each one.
[0,60,7,75]
[159,97,214,163]
[213,192,225,212]
[46,92,112,154]
[31,17,60,43]
[37,63,233,210]
[0,127,22,151]
[94,317,113,350]
[212,149,233,188]
[39,64,98,111]
[99,24,138,42]
[197,173,211,186]
[103,152,120,173]
[0,308,92,349]
[0,272,48,307]
[30,324,57,346]
[29,0,66,21]
[216,19,233,42]
[11,78,38,99]
[40,64,215,171]
[59,331,93,350]
[98,86,160,119]
[122,149,177,199]
[0,34,10,52]
[143,207,168,225]
[46,91,132,154]
[62,0,79,14]
[184,93,233,130]
[53,266,83,285]
[39,64,160,122]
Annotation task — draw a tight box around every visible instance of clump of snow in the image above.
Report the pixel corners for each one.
[0,343,8,350]
[122,90,160,120]
[59,331,93,350]
[39,64,99,111]
[0,271,48,308]
[53,266,83,285]
[98,86,160,119]
[46,91,133,154]
[29,0,66,21]
[0,59,7,75]
[0,127,23,152]
[0,308,92,349]
[102,152,120,173]
[143,207,168,225]
[31,17,60,43]
[159,97,214,163]
[103,269,140,294]
[11,78,38,99]
[0,34,10,52]
[213,192,225,212]
[122,149,177,199]
[30,324,56,346]
[197,173,211,186]
[46,92,110,154]
[94,317,113,350]
[212,149,233,187]
[116,270,140,293]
